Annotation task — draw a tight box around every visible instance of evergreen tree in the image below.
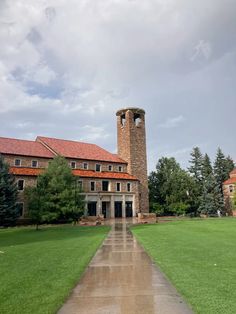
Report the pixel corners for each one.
[199,174,224,215]
[26,156,84,229]
[188,147,203,184]
[214,148,232,195]
[202,154,213,181]
[0,155,19,226]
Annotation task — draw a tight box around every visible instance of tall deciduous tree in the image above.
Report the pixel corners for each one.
[149,157,196,216]
[26,156,84,229]
[0,155,19,226]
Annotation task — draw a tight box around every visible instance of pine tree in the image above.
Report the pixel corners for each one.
[225,155,235,175]
[214,148,230,195]
[188,147,203,184]
[202,154,213,182]
[0,155,19,226]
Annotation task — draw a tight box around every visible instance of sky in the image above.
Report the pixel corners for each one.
[0,0,236,172]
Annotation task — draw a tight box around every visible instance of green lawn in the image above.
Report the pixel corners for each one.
[0,225,110,314]
[132,219,236,314]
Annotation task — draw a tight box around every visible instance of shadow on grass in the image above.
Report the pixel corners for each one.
[0,225,110,248]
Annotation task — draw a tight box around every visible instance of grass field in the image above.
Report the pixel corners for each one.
[0,225,109,314]
[132,218,236,314]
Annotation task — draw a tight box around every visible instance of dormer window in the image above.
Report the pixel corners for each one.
[108,165,113,171]
[95,164,101,172]
[118,166,123,172]
[32,160,38,168]
[70,161,76,169]
[15,159,21,167]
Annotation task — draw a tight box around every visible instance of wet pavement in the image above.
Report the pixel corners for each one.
[58,220,193,314]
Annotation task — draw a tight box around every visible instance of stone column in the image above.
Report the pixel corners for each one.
[84,194,88,216]
[110,195,115,218]
[97,197,102,216]
[122,195,126,218]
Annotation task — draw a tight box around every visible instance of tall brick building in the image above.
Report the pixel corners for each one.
[0,107,149,220]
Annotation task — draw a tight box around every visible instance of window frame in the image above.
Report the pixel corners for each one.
[17,179,24,191]
[77,180,83,190]
[118,165,123,172]
[127,182,131,192]
[95,164,101,172]
[108,165,113,171]
[70,161,76,169]
[14,159,21,167]
[102,180,109,192]
[83,162,88,170]
[116,182,121,192]
[31,160,38,168]
[90,181,96,192]
[229,185,234,193]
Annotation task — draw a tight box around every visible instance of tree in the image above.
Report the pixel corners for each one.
[26,156,84,229]
[199,174,224,216]
[214,148,233,195]
[188,147,203,184]
[0,155,19,226]
[202,154,213,182]
[149,157,196,216]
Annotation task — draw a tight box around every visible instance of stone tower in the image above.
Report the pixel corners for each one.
[116,107,149,213]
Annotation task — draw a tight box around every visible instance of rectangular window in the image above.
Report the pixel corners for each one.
[95,164,101,172]
[90,181,95,191]
[83,163,88,170]
[127,182,131,192]
[102,180,109,191]
[108,165,112,171]
[229,185,234,193]
[77,180,83,190]
[116,182,121,192]
[70,161,76,169]
[15,159,21,167]
[31,160,38,168]
[17,180,24,191]
[16,203,24,217]
[118,166,123,172]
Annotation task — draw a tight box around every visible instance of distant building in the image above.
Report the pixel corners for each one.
[223,169,236,216]
[0,107,149,220]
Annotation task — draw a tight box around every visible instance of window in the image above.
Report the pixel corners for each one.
[83,163,88,170]
[17,180,24,191]
[70,161,76,169]
[14,159,21,167]
[16,203,24,217]
[102,180,109,191]
[229,185,234,193]
[116,182,121,192]
[31,160,38,168]
[108,165,113,171]
[77,180,83,190]
[118,166,123,172]
[127,182,131,192]
[90,181,95,191]
[134,113,142,126]
[95,164,101,172]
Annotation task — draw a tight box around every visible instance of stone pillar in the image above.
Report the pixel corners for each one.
[97,197,102,216]
[122,195,126,218]
[84,194,88,216]
[110,195,115,218]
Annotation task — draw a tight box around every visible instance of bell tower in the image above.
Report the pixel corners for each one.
[116,107,149,213]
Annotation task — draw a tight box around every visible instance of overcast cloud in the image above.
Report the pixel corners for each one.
[0,0,236,171]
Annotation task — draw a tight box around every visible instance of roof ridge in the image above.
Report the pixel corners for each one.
[37,136,96,146]
[0,136,37,144]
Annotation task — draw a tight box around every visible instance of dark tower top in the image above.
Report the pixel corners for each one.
[116,107,149,212]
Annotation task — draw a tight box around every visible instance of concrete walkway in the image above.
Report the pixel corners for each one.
[58,220,193,314]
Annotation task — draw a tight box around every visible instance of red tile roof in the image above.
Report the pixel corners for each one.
[9,167,138,181]
[230,169,236,176]
[0,137,55,158]
[223,177,236,185]
[73,169,138,181]
[37,136,126,163]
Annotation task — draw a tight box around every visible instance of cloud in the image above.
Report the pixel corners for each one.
[190,40,212,62]
[159,115,185,129]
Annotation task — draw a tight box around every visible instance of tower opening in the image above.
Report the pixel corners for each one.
[133,113,142,126]
[121,113,126,126]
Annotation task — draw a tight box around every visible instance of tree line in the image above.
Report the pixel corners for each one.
[149,147,235,216]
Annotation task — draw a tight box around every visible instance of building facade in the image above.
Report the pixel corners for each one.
[223,168,236,216]
[0,108,149,220]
